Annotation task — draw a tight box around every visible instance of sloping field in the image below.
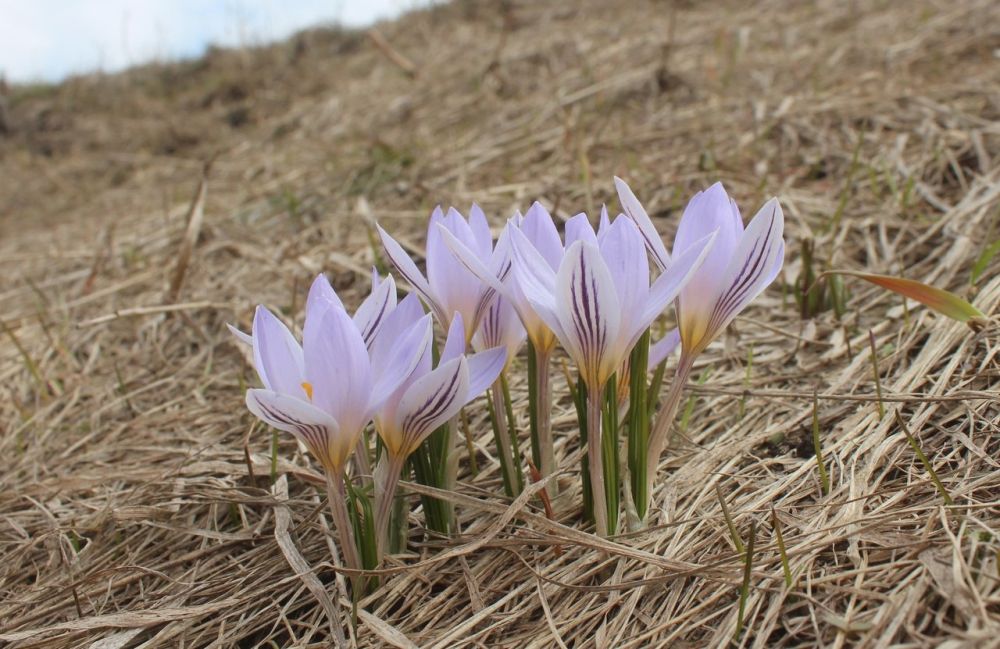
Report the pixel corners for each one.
[1,1,999,646]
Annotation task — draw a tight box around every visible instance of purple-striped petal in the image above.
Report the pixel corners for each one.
[353,273,397,349]
[246,389,351,471]
[471,294,525,359]
[614,176,671,271]
[394,357,470,455]
[700,197,784,343]
[252,306,305,396]
[555,240,621,389]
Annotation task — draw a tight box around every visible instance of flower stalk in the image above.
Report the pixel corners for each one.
[641,353,694,519]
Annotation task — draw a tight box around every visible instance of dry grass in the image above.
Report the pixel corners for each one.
[2,0,1000,646]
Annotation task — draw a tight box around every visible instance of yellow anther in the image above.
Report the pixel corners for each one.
[301,381,314,401]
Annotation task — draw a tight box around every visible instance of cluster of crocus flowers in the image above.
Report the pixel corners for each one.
[235,176,784,563]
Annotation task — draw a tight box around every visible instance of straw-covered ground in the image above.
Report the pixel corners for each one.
[2,0,999,646]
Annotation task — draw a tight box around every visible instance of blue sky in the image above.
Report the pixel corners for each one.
[0,1,430,83]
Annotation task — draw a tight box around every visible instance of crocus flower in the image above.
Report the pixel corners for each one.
[378,205,505,342]
[373,311,506,555]
[614,177,784,520]
[508,212,714,535]
[234,271,404,478]
[615,177,785,360]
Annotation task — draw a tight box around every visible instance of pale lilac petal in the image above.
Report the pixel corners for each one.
[465,346,507,400]
[369,313,433,412]
[508,224,567,343]
[674,183,744,317]
[444,222,549,351]
[304,305,373,436]
[428,208,487,336]
[648,328,681,369]
[704,197,785,337]
[597,205,611,240]
[598,216,649,337]
[614,176,671,271]
[306,273,344,322]
[437,223,512,298]
[468,204,494,257]
[519,202,562,270]
[378,224,446,324]
[441,311,466,363]
[472,294,526,358]
[227,323,253,347]
[641,231,716,331]
[395,357,470,454]
[252,306,304,396]
[369,293,425,369]
[246,389,352,470]
[564,213,597,248]
[555,240,622,388]
[353,273,397,349]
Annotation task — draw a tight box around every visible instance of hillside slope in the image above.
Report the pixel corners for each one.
[1,1,999,646]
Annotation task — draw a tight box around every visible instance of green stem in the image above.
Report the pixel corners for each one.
[500,372,525,493]
[627,331,650,521]
[488,381,517,497]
